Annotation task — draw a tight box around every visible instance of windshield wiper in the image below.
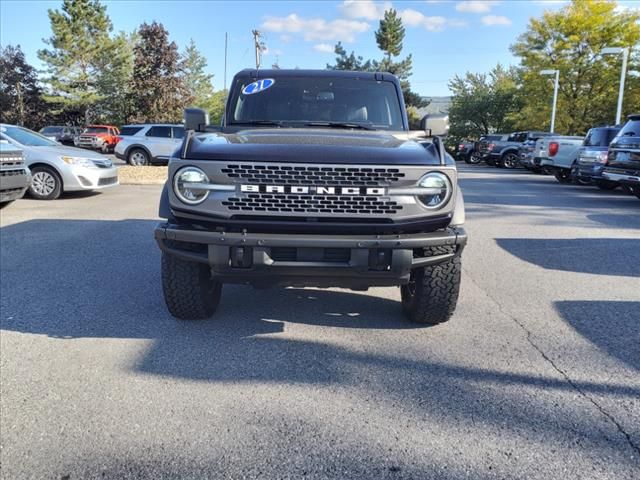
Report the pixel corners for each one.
[622,131,638,136]
[304,122,375,131]
[229,121,288,128]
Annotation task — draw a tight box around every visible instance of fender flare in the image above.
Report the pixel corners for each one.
[158,182,172,219]
[124,144,153,163]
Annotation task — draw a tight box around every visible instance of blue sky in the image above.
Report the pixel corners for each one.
[1,0,637,96]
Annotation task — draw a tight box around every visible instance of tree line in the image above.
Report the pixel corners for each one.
[447,0,640,144]
[1,0,226,129]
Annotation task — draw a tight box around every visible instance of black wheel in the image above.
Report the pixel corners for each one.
[161,252,221,320]
[624,185,640,199]
[128,148,149,166]
[501,152,519,169]
[570,163,591,185]
[28,165,62,200]
[554,169,572,184]
[465,151,481,164]
[595,180,618,190]
[401,246,461,325]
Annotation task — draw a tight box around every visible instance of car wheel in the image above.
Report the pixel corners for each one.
[624,185,640,199]
[570,163,591,185]
[101,143,110,154]
[501,153,518,169]
[28,166,62,200]
[161,251,222,320]
[553,168,573,184]
[467,151,482,164]
[401,246,461,325]
[595,180,618,190]
[128,148,149,166]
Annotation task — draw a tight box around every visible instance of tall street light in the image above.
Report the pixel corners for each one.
[601,47,629,125]
[540,69,559,133]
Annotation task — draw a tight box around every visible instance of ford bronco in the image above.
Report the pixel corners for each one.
[155,70,467,324]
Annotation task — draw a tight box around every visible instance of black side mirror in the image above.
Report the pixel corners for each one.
[184,108,209,132]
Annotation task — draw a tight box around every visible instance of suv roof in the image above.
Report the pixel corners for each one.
[121,123,183,127]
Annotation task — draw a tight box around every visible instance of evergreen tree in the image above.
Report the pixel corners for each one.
[326,42,378,71]
[38,0,113,124]
[375,9,404,62]
[181,39,215,109]
[130,22,191,123]
[0,45,47,128]
[96,31,136,125]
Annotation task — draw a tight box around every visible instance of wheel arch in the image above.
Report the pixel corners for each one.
[125,144,153,161]
[28,162,64,189]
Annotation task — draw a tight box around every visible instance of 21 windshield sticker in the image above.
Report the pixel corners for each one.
[242,78,275,95]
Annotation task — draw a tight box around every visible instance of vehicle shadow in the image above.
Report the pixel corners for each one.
[555,300,640,372]
[496,238,640,277]
[1,219,639,471]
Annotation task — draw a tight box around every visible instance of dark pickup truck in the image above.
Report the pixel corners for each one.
[603,114,640,199]
[155,69,467,325]
[480,131,554,168]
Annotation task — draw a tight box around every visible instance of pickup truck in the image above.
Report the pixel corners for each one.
[480,131,553,168]
[539,135,585,183]
[456,140,482,164]
[572,126,620,189]
[603,114,640,200]
[76,125,120,153]
[0,141,31,206]
[155,69,467,325]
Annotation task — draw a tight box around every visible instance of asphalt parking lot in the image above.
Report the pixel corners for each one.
[1,164,639,479]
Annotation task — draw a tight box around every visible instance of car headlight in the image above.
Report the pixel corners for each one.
[174,167,210,205]
[416,172,452,209]
[61,156,96,168]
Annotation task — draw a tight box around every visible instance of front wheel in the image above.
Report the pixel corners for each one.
[29,166,62,200]
[466,151,482,164]
[623,184,640,199]
[554,168,572,184]
[501,153,519,169]
[161,252,222,320]
[128,148,149,166]
[401,246,461,325]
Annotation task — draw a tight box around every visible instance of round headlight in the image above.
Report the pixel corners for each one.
[417,172,451,209]
[174,167,210,205]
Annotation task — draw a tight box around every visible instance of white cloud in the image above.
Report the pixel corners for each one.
[481,14,512,26]
[262,47,284,57]
[261,14,370,42]
[313,43,335,53]
[615,1,640,13]
[340,0,393,20]
[455,1,499,13]
[400,9,467,31]
[279,34,293,43]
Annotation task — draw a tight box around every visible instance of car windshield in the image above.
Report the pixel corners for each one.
[1,125,59,147]
[83,127,109,134]
[616,120,639,138]
[41,126,62,134]
[584,128,619,147]
[227,76,405,130]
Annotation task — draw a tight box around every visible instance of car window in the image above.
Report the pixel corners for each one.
[584,128,620,147]
[228,75,404,130]
[146,126,172,138]
[616,120,640,138]
[63,128,70,135]
[41,126,62,134]
[1,125,59,146]
[119,126,144,136]
[172,127,185,139]
[83,127,109,134]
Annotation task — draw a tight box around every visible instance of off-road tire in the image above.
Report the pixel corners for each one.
[625,184,640,199]
[595,180,618,190]
[161,252,222,320]
[401,246,461,325]
[465,151,482,164]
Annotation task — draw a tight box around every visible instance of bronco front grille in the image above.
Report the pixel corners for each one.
[221,164,405,186]
[222,194,402,215]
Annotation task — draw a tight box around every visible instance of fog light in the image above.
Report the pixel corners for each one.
[417,172,451,209]
[174,166,209,205]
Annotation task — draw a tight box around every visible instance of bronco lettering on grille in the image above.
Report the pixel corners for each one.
[240,185,386,195]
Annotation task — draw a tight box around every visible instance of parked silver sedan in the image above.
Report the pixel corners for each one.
[0,124,118,200]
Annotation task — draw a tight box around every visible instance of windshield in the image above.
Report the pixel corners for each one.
[616,120,640,139]
[83,127,109,134]
[41,127,63,134]
[227,76,405,130]
[1,125,59,147]
[584,128,619,147]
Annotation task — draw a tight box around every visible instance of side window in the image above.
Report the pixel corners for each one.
[172,127,185,139]
[63,128,70,135]
[146,126,172,138]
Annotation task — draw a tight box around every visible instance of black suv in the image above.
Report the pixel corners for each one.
[572,126,621,189]
[603,114,640,199]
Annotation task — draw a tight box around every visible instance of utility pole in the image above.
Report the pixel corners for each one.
[224,32,228,91]
[252,29,265,69]
[540,69,559,133]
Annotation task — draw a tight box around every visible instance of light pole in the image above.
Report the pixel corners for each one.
[540,69,559,133]
[601,47,629,125]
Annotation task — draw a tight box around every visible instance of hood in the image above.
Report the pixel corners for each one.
[23,144,110,160]
[185,128,445,165]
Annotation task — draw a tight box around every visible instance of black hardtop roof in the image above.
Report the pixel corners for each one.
[628,113,640,120]
[235,68,401,84]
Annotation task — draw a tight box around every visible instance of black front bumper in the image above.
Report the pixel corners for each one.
[155,223,467,288]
